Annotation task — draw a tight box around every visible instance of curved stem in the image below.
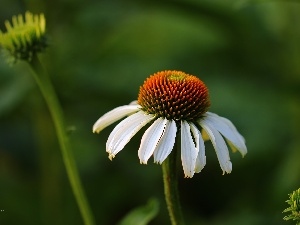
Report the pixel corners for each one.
[162,136,185,225]
[28,55,95,225]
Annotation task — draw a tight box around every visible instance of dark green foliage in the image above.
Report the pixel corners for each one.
[1,0,300,224]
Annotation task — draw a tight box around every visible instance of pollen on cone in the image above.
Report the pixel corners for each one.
[138,70,210,121]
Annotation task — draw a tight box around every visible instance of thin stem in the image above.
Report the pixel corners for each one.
[162,136,185,225]
[28,55,95,225]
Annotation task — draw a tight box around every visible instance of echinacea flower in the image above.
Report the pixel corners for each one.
[93,70,247,178]
[0,11,47,63]
[283,188,300,224]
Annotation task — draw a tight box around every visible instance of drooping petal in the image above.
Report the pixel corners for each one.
[129,100,138,105]
[204,112,247,157]
[181,121,198,178]
[106,111,155,160]
[153,120,177,164]
[93,104,140,133]
[189,122,206,173]
[138,118,167,164]
[199,119,232,174]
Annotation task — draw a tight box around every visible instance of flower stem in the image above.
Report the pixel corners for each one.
[28,55,95,225]
[162,136,185,225]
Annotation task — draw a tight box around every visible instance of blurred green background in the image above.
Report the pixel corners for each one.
[1,0,300,224]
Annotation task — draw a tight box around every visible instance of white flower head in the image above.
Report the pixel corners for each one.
[93,70,247,178]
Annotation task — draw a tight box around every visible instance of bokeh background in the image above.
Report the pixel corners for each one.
[1,0,300,224]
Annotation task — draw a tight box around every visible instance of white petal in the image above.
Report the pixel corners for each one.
[153,120,177,164]
[199,119,232,174]
[138,118,167,164]
[181,121,198,178]
[93,104,140,133]
[129,100,138,105]
[189,123,206,173]
[106,111,155,159]
[204,112,247,157]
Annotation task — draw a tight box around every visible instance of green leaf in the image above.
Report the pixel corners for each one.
[117,198,159,225]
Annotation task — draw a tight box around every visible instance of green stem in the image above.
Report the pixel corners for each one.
[162,136,185,225]
[29,55,95,225]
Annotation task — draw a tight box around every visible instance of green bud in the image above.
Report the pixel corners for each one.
[0,11,47,63]
[283,188,300,224]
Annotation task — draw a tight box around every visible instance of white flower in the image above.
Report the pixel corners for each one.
[93,104,247,178]
[93,70,247,178]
